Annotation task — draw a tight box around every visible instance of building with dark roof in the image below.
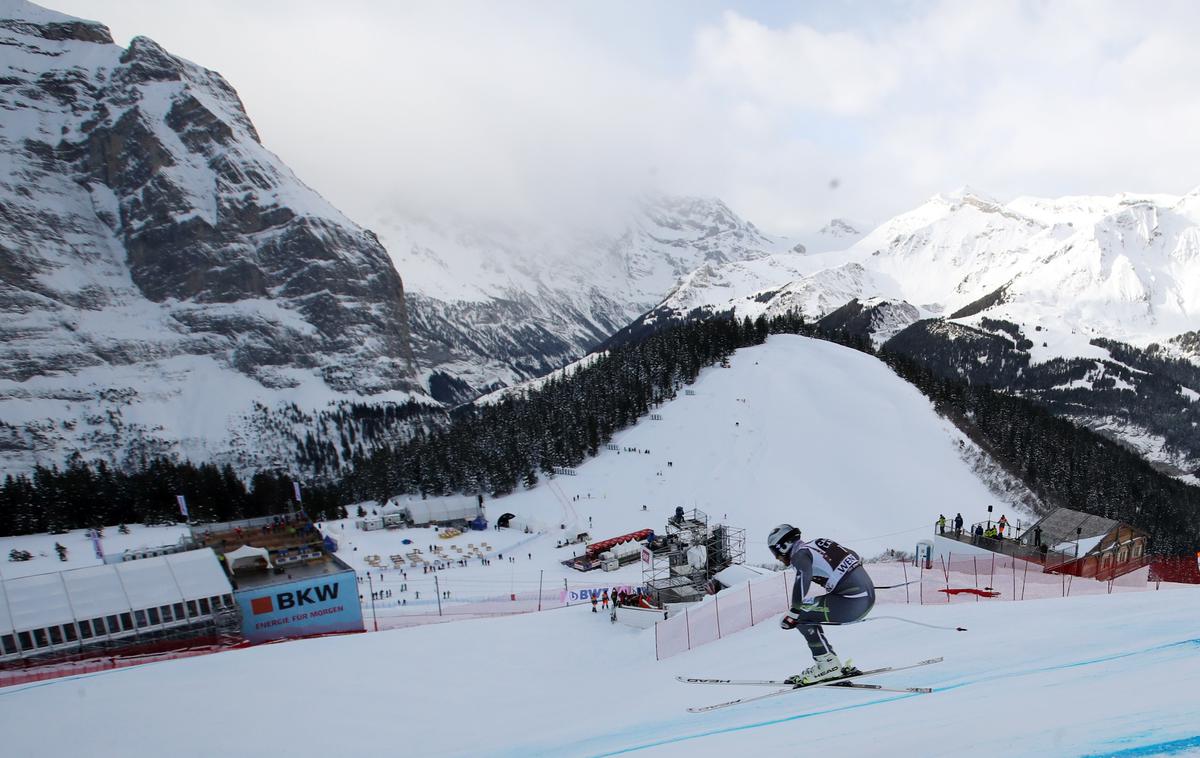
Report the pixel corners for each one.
[1020,507,1150,579]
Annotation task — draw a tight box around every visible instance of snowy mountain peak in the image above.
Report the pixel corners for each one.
[934,185,1003,208]
[819,218,861,238]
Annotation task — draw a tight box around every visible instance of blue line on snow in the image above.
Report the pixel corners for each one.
[587,637,1200,757]
[933,637,1200,694]
[593,692,922,757]
[1082,735,1200,757]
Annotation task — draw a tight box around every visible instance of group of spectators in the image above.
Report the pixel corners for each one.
[590,587,655,613]
[936,512,1013,543]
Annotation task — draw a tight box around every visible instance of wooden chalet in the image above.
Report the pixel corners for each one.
[1019,507,1150,580]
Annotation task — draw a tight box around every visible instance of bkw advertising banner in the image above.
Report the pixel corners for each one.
[236,571,363,643]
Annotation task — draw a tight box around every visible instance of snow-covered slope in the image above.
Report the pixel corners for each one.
[372,195,777,402]
[386,335,1039,616]
[316,335,1043,630]
[2,568,1195,756]
[0,523,188,578]
[0,1,427,475]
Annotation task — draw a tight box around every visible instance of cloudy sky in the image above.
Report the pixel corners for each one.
[50,0,1200,236]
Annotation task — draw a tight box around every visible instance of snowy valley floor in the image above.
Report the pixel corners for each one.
[1,586,1197,757]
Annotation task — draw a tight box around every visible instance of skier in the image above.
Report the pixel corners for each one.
[768,523,876,685]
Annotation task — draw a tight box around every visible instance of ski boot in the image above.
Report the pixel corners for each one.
[785,653,844,685]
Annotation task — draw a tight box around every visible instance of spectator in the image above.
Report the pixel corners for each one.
[936,515,947,535]
[601,590,609,609]
[591,594,598,613]
[1034,525,1043,547]
[954,513,964,536]
[972,524,983,545]
[998,514,1009,537]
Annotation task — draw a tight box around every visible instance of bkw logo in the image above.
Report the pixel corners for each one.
[250,583,340,615]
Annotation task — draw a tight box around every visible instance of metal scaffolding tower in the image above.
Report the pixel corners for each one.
[643,508,746,606]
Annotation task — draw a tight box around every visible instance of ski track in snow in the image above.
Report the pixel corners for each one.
[528,638,1200,758]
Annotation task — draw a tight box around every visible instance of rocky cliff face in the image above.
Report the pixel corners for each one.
[0,2,423,474]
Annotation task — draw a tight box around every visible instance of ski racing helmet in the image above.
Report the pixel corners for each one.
[767,523,802,562]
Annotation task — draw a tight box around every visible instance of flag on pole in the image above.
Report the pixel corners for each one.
[293,481,302,502]
[176,494,189,518]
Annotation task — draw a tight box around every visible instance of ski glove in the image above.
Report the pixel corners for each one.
[781,601,825,629]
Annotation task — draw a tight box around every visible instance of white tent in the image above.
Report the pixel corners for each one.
[0,548,233,643]
[388,495,481,525]
[223,545,272,573]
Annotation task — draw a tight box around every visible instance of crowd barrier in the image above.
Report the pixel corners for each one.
[655,570,794,660]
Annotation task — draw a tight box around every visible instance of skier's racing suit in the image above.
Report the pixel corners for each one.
[784,538,876,658]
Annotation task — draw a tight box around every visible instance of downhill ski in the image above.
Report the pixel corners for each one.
[682,657,942,713]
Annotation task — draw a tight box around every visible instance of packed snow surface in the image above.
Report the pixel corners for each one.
[0,582,1196,756]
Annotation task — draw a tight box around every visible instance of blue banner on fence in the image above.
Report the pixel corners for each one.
[562,586,644,602]
[235,571,363,643]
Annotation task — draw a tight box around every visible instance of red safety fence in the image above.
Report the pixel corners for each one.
[0,629,366,690]
[654,554,1198,659]
[0,646,230,688]
[1148,556,1200,584]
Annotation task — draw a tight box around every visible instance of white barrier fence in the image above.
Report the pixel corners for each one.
[655,569,796,660]
[654,556,1183,659]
